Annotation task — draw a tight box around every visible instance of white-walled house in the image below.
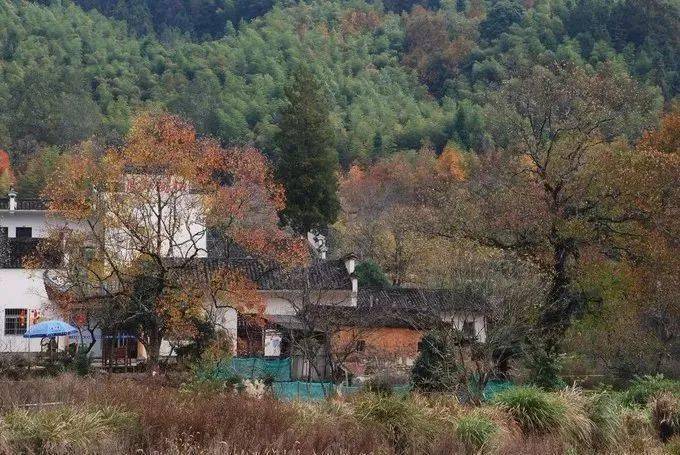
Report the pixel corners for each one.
[1,189,489,382]
[0,192,60,354]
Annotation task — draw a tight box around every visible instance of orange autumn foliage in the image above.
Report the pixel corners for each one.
[43,112,308,364]
[0,149,15,190]
[639,109,680,155]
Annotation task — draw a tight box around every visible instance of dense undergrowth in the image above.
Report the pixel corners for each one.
[0,374,677,454]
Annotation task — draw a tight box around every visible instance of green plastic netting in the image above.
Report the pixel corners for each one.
[273,381,335,400]
[231,357,292,382]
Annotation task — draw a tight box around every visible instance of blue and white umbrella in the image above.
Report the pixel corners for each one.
[23,320,79,339]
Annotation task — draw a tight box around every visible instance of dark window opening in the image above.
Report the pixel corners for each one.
[5,309,28,335]
[15,227,32,239]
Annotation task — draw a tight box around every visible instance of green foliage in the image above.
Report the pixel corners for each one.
[71,351,92,377]
[411,329,460,393]
[1,406,137,453]
[0,0,673,190]
[363,375,395,396]
[275,66,340,233]
[455,411,499,454]
[524,348,568,391]
[623,375,680,407]
[353,393,438,452]
[355,259,391,288]
[491,386,566,434]
[585,392,623,451]
[480,0,525,41]
[15,147,61,196]
[73,0,276,39]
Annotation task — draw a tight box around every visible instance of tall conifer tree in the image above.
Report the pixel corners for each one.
[276,66,340,234]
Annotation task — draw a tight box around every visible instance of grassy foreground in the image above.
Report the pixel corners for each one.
[0,374,677,454]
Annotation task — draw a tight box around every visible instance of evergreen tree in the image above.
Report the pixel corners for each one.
[276,66,340,234]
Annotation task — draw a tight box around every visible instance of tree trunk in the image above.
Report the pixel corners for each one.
[540,241,577,347]
[144,327,163,375]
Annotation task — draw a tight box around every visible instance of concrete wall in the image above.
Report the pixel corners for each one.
[445,314,487,343]
[0,211,71,239]
[0,269,60,353]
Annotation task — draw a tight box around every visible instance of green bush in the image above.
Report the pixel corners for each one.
[455,411,499,454]
[363,375,394,397]
[584,391,623,451]
[524,348,567,391]
[491,386,566,434]
[2,406,137,453]
[354,394,438,452]
[72,351,92,377]
[624,375,680,407]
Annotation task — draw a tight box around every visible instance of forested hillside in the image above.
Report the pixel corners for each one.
[1,0,677,194]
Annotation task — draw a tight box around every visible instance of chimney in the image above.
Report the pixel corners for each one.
[343,253,357,274]
[8,187,17,211]
[307,231,328,260]
[344,253,359,306]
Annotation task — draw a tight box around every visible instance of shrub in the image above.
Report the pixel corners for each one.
[455,411,499,454]
[363,375,394,396]
[584,391,623,451]
[524,348,567,391]
[72,351,92,377]
[624,375,680,407]
[354,393,439,452]
[620,407,658,454]
[650,392,680,442]
[491,386,565,434]
[1,405,137,453]
[412,329,461,393]
[557,388,595,449]
[0,354,30,380]
[355,260,391,288]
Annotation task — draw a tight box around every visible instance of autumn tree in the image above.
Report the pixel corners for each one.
[403,7,476,97]
[275,66,340,235]
[0,149,14,193]
[566,108,679,378]
[43,113,307,370]
[337,147,469,286]
[436,64,665,347]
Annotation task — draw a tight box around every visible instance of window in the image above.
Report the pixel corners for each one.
[356,340,366,352]
[5,309,28,335]
[15,227,32,239]
[0,227,7,238]
[462,321,476,339]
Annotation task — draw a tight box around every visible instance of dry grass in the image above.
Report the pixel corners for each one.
[0,375,673,454]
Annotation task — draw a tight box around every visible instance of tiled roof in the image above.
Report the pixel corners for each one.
[318,288,487,329]
[358,288,485,313]
[200,257,353,291]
